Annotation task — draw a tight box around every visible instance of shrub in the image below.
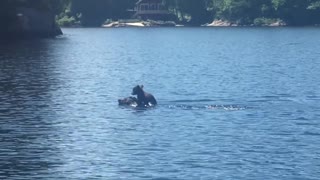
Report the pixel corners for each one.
[253,17,283,26]
[56,15,77,27]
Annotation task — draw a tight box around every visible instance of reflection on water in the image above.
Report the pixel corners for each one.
[0,40,63,179]
[1,28,320,179]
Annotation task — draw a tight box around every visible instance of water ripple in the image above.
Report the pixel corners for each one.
[1,28,320,179]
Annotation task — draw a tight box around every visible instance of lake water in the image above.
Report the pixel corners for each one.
[1,27,320,179]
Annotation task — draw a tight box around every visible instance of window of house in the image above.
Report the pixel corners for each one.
[150,4,157,10]
[140,4,149,11]
[158,4,164,10]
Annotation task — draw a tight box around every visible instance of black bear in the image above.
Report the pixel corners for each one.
[132,85,157,107]
[118,96,138,107]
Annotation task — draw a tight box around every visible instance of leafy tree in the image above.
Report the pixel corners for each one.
[1,0,320,27]
[0,0,15,33]
[165,0,210,25]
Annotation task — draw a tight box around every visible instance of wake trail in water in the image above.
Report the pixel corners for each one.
[168,99,216,103]
[160,99,247,111]
[166,104,246,111]
[118,99,247,111]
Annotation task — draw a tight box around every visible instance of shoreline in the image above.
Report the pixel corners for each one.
[101,20,180,28]
[60,25,320,28]
[60,20,320,28]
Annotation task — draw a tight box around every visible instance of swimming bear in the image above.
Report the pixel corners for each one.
[118,96,138,107]
[131,85,157,107]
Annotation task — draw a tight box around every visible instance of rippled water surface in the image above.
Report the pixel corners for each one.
[1,27,320,179]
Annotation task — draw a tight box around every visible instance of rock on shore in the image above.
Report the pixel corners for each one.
[102,20,177,28]
[205,19,286,27]
[206,20,237,27]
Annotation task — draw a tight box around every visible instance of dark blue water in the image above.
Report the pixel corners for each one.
[1,27,320,179]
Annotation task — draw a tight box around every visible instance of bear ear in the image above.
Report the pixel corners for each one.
[140,85,144,89]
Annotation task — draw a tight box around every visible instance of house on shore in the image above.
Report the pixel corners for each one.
[133,0,173,20]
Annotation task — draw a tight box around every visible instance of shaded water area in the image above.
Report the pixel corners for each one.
[1,27,320,179]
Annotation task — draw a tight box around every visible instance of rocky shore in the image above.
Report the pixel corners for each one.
[102,19,289,28]
[205,19,287,27]
[102,20,178,28]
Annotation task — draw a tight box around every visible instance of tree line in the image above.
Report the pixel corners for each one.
[1,0,320,27]
[168,0,320,25]
[56,0,320,26]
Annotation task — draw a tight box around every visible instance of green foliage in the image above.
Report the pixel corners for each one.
[271,0,286,10]
[56,16,77,27]
[1,0,320,27]
[253,17,281,26]
[205,0,320,25]
[166,0,210,25]
[0,0,15,32]
[308,1,320,10]
[70,0,135,26]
